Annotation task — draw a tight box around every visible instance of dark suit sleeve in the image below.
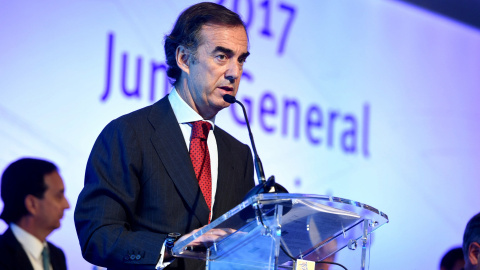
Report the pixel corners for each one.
[74,119,164,268]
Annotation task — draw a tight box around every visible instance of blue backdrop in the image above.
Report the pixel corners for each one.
[1,0,479,269]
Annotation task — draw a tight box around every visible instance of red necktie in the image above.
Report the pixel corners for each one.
[189,121,212,222]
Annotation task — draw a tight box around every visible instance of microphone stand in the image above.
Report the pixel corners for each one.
[223,94,288,200]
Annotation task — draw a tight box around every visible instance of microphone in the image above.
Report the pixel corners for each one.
[223,94,288,198]
[224,94,265,184]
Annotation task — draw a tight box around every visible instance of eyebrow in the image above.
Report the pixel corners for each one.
[213,46,250,60]
[240,51,251,60]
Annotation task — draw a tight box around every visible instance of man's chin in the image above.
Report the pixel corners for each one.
[215,103,231,113]
[211,101,229,111]
[52,221,61,229]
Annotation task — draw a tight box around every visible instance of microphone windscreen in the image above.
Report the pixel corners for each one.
[223,94,236,104]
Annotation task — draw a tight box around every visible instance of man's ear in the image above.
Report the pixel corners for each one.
[24,194,38,216]
[468,242,480,265]
[176,45,191,74]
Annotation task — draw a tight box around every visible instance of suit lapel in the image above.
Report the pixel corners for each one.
[212,128,235,219]
[3,228,34,270]
[148,97,210,225]
[215,128,234,186]
[48,243,67,270]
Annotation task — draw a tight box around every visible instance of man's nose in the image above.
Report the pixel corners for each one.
[225,61,241,82]
[64,198,71,209]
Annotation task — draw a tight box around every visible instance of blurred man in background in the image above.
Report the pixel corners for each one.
[463,212,480,270]
[0,158,70,270]
[440,247,464,270]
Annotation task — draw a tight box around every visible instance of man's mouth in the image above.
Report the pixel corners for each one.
[218,86,233,92]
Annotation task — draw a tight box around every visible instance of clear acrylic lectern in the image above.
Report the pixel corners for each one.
[172,193,389,270]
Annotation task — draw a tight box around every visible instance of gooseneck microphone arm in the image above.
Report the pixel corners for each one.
[224,94,292,261]
[223,94,266,185]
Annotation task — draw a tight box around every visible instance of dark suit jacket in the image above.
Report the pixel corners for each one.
[74,96,255,270]
[0,227,67,270]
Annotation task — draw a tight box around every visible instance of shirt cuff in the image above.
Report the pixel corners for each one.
[155,242,172,270]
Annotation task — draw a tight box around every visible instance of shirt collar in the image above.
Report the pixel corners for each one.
[168,88,215,129]
[10,223,46,260]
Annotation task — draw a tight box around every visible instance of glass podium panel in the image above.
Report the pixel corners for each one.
[172,193,389,270]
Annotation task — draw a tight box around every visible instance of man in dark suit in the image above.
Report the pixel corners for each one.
[0,158,70,270]
[74,2,255,270]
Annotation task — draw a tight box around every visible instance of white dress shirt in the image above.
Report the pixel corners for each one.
[11,223,52,270]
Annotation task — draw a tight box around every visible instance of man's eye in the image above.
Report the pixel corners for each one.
[216,54,227,60]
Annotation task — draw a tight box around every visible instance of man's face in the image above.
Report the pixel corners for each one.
[36,171,70,232]
[183,24,249,119]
